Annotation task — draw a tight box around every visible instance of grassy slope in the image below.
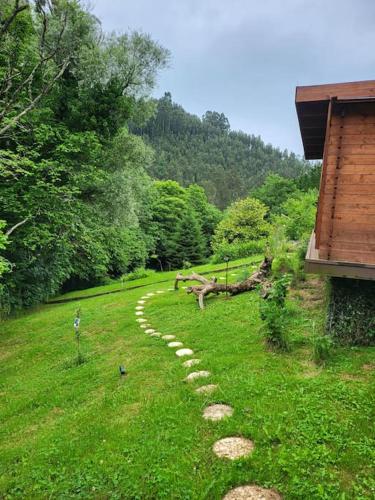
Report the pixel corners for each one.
[0,267,374,499]
[51,257,263,302]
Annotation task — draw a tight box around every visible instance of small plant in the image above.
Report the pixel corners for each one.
[259,274,291,350]
[312,322,334,365]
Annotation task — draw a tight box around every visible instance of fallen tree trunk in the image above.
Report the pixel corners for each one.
[174,256,272,309]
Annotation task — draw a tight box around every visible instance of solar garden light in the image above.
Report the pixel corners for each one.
[224,256,230,298]
[119,365,126,376]
[73,308,81,364]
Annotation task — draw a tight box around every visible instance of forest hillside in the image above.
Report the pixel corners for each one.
[133,93,311,208]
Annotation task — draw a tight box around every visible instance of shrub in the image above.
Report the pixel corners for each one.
[211,239,266,263]
[122,267,156,282]
[259,275,291,350]
[212,197,270,250]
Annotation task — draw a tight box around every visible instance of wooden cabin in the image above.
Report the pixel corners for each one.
[296,80,375,280]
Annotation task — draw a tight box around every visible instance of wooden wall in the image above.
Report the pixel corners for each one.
[316,101,375,265]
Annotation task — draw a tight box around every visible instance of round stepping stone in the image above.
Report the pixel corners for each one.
[168,288,174,291]
[176,348,193,357]
[137,300,145,304]
[182,286,187,289]
[145,329,155,334]
[161,335,175,340]
[203,404,233,421]
[141,296,148,299]
[136,318,146,323]
[223,485,281,500]
[213,437,254,460]
[156,290,164,294]
[135,311,144,316]
[219,277,225,280]
[168,341,183,348]
[146,293,155,297]
[182,359,201,368]
[140,324,148,329]
[150,332,161,338]
[195,384,218,395]
[185,371,210,382]
[135,306,144,310]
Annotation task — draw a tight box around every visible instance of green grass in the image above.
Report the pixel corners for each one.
[50,256,263,302]
[0,269,374,499]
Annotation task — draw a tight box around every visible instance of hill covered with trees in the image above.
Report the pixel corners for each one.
[132,93,311,208]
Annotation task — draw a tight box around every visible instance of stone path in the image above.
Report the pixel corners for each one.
[134,288,281,499]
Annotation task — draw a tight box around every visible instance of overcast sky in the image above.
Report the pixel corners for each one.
[91,0,375,155]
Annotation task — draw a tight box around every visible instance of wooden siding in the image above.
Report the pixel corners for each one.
[316,101,375,265]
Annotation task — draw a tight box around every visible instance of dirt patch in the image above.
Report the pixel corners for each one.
[223,485,281,499]
[339,373,365,382]
[362,363,374,372]
[213,437,254,460]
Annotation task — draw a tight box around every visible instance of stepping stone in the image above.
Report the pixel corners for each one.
[176,348,193,357]
[135,306,144,310]
[168,341,183,348]
[145,329,155,334]
[219,277,225,280]
[223,485,281,500]
[156,291,164,294]
[212,437,254,460]
[230,273,237,276]
[185,371,210,382]
[182,286,187,289]
[161,335,175,340]
[136,318,146,323]
[135,311,144,316]
[140,324,148,329]
[195,384,218,394]
[150,332,161,338]
[146,293,155,297]
[203,404,233,421]
[141,296,148,299]
[137,300,146,304]
[168,288,174,291]
[182,359,201,368]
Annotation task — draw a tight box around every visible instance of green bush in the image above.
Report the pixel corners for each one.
[122,268,156,282]
[259,275,291,350]
[211,240,266,263]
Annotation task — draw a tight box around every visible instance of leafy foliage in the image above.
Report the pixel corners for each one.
[328,278,375,346]
[133,93,311,208]
[260,275,291,350]
[213,197,270,246]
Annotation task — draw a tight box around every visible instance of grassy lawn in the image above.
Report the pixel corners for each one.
[0,267,374,499]
[50,256,263,302]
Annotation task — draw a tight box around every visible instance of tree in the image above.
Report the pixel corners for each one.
[174,208,205,268]
[185,184,222,256]
[0,0,99,137]
[212,197,270,252]
[251,173,297,215]
[132,94,310,208]
[273,189,318,241]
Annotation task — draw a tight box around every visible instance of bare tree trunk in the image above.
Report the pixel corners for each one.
[174,256,272,309]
